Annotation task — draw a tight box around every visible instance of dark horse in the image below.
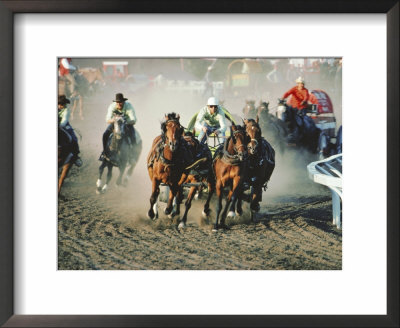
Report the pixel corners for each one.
[58,127,75,194]
[147,113,192,220]
[212,123,248,232]
[96,115,142,193]
[279,99,322,154]
[256,101,288,154]
[175,132,215,229]
[243,118,275,215]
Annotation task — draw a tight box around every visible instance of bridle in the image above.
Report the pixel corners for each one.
[232,129,247,154]
[163,119,182,152]
[246,124,261,155]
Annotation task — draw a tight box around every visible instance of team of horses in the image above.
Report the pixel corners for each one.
[58,96,330,232]
[147,113,275,232]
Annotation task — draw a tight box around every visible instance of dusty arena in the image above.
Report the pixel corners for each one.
[58,83,342,270]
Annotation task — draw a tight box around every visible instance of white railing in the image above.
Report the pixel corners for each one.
[307,154,342,229]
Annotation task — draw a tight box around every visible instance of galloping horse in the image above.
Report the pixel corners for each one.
[58,128,75,194]
[96,115,142,193]
[256,101,288,154]
[146,113,190,220]
[243,118,275,214]
[212,123,248,231]
[175,132,215,229]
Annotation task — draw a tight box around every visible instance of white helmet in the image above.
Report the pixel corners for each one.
[295,76,305,84]
[207,97,219,106]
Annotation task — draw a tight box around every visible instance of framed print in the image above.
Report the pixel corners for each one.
[1,1,398,327]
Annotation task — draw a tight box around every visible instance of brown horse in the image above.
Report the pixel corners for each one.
[243,117,275,214]
[58,128,74,194]
[212,123,248,231]
[147,113,189,220]
[175,133,215,229]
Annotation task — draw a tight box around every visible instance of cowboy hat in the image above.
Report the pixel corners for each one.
[113,93,128,102]
[58,95,70,105]
[295,76,305,84]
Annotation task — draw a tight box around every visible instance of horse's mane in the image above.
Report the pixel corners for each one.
[161,112,181,135]
[166,112,180,122]
[236,124,246,132]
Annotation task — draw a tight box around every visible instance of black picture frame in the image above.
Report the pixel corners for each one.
[1,1,398,327]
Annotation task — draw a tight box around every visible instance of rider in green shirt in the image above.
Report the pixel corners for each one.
[195,97,227,144]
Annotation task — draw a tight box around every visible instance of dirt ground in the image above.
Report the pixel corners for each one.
[58,89,342,270]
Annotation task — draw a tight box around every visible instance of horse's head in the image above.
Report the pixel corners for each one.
[113,114,126,140]
[257,101,269,113]
[162,113,183,152]
[243,100,256,116]
[243,118,262,155]
[230,123,247,161]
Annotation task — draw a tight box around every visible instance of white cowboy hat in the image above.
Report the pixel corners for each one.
[295,76,305,84]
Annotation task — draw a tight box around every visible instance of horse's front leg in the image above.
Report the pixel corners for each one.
[96,161,107,194]
[100,163,113,193]
[213,180,224,232]
[178,186,197,229]
[221,188,233,224]
[235,184,243,216]
[165,182,179,217]
[148,179,161,219]
[116,162,127,186]
[171,174,187,218]
[250,179,264,211]
[171,185,184,217]
[227,176,242,219]
[202,179,215,218]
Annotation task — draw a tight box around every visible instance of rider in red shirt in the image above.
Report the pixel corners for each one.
[281,76,309,110]
[280,77,310,143]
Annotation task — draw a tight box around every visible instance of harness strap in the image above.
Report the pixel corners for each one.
[221,136,244,165]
